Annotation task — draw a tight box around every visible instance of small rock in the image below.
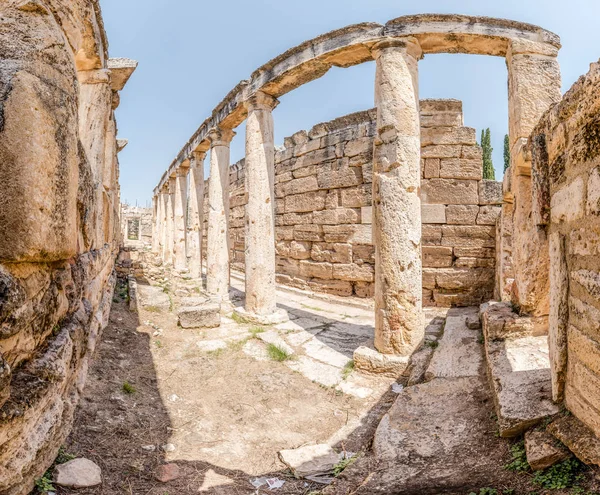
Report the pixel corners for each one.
[141,445,156,451]
[54,458,102,488]
[525,429,570,470]
[279,444,342,478]
[465,315,481,330]
[155,463,180,483]
[161,443,176,452]
[548,415,600,466]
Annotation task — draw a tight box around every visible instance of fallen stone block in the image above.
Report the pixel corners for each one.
[548,415,600,467]
[525,429,570,470]
[278,444,343,479]
[54,458,102,488]
[178,303,221,329]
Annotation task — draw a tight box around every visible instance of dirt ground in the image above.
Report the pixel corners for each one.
[48,273,600,495]
[56,278,394,494]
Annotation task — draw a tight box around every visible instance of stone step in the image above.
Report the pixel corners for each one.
[480,301,547,341]
[485,334,560,437]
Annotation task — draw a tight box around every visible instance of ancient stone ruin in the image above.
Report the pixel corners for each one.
[0,1,136,493]
[2,4,600,493]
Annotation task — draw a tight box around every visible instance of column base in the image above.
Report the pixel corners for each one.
[353,345,410,377]
[232,306,289,326]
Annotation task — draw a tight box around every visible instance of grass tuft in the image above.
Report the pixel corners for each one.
[122,381,136,394]
[266,343,292,362]
[249,326,265,338]
[342,360,354,380]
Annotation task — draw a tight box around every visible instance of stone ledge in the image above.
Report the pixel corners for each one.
[232,306,289,326]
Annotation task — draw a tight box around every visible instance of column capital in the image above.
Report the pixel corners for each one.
[175,166,189,177]
[207,127,236,147]
[191,150,207,164]
[244,91,279,112]
[371,37,422,61]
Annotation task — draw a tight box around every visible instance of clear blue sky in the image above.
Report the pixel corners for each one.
[102,0,600,207]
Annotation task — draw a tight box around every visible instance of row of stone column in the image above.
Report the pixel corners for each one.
[152,36,560,363]
[152,92,282,322]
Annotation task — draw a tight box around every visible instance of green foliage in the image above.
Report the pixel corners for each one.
[266,343,292,362]
[532,458,586,489]
[342,360,355,380]
[333,455,356,476]
[481,128,495,180]
[503,133,511,172]
[35,473,55,493]
[425,340,439,349]
[230,312,250,324]
[122,381,136,394]
[55,446,76,464]
[468,489,498,495]
[504,440,530,472]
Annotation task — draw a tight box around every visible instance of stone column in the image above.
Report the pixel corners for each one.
[506,41,561,316]
[165,176,176,265]
[160,188,168,262]
[206,127,235,302]
[187,151,206,279]
[238,91,287,323]
[371,38,423,357]
[173,165,189,271]
[152,194,160,253]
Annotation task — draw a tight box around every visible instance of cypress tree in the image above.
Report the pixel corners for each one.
[482,128,495,180]
[503,134,511,172]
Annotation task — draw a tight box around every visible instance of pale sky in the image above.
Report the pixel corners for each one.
[102,0,600,207]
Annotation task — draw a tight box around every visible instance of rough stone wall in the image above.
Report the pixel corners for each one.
[536,60,600,438]
[0,2,132,493]
[121,205,153,248]
[202,100,502,305]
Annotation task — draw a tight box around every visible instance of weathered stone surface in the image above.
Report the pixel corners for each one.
[485,335,560,437]
[54,458,102,488]
[178,303,221,329]
[155,463,181,483]
[548,415,600,467]
[422,179,479,205]
[446,205,479,225]
[353,345,410,377]
[481,302,547,340]
[478,180,503,205]
[425,313,482,380]
[525,429,570,471]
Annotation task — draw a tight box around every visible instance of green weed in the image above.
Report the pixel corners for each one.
[504,440,530,472]
[122,381,136,394]
[266,343,292,362]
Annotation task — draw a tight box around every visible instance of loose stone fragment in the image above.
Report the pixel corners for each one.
[54,459,102,488]
[525,429,570,470]
[178,303,221,328]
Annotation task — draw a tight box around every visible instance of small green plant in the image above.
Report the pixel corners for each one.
[532,458,586,489]
[266,343,292,362]
[35,473,55,493]
[504,440,530,472]
[55,446,76,464]
[425,340,439,349]
[122,381,136,394]
[342,360,354,380]
[333,455,356,476]
[478,334,485,344]
[231,312,250,324]
[249,326,265,338]
[154,340,163,348]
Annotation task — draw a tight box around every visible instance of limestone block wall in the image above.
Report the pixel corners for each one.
[0,2,135,493]
[536,61,600,438]
[121,205,153,248]
[202,100,502,305]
